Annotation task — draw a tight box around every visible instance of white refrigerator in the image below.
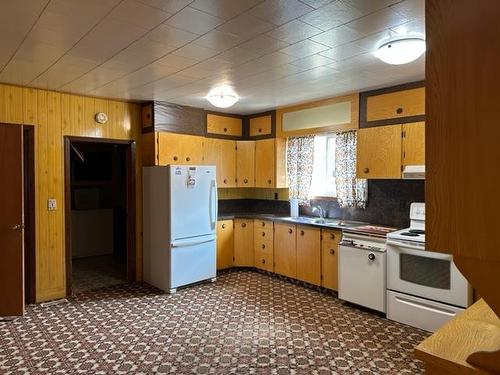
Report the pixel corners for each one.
[143,165,217,293]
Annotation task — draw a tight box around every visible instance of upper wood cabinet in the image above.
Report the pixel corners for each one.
[296,226,321,286]
[321,229,341,291]
[158,132,204,165]
[203,138,236,187]
[357,125,402,179]
[402,121,425,166]
[234,219,254,266]
[217,220,234,270]
[274,223,297,279]
[207,113,243,137]
[249,115,272,137]
[255,139,275,188]
[141,101,206,135]
[236,140,255,187]
[366,87,425,122]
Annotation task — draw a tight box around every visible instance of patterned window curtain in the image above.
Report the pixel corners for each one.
[287,136,315,206]
[335,131,368,209]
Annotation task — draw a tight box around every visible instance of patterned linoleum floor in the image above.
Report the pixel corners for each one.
[72,255,127,294]
[0,270,428,374]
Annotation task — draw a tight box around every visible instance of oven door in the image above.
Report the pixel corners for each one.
[387,239,471,308]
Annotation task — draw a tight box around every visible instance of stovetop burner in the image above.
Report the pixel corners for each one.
[409,229,425,234]
[400,232,420,237]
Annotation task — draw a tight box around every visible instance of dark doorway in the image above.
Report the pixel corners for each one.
[64,137,136,295]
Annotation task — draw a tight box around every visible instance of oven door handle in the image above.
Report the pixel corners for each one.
[387,239,452,259]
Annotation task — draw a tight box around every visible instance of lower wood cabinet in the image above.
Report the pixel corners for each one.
[274,223,297,278]
[296,225,321,286]
[216,220,234,270]
[321,229,341,291]
[254,220,274,272]
[234,219,254,266]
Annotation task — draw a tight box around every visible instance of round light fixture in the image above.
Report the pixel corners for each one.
[374,37,426,65]
[206,85,239,108]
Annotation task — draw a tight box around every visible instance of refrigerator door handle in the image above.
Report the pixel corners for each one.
[209,179,217,230]
[171,238,215,248]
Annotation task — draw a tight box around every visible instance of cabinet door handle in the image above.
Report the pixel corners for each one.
[258,128,262,133]
[262,244,266,249]
[330,249,335,255]
[396,107,403,114]
[330,234,335,240]
[363,167,370,174]
[186,157,191,162]
[262,259,266,264]
[261,231,265,237]
[300,230,304,236]
[241,223,246,228]
[244,178,248,184]
[221,224,226,229]
[261,222,265,227]
[267,179,272,185]
[173,156,178,161]
[223,127,228,132]
[223,179,228,184]
[288,228,293,234]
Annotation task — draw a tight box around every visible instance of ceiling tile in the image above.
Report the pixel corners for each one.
[147,24,198,47]
[193,30,245,52]
[174,42,220,60]
[290,54,334,69]
[109,0,172,29]
[310,25,366,48]
[390,17,425,37]
[238,35,289,56]
[343,0,401,16]
[390,0,424,20]
[155,53,197,69]
[217,47,260,66]
[253,51,299,67]
[347,7,410,35]
[266,19,322,44]
[137,0,193,14]
[280,39,329,58]
[166,6,223,35]
[320,42,367,61]
[249,0,314,26]
[216,13,274,40]
[300,1,363,31]
[0,58,49,85]
[298,0,334,9]
[190,0,263,20]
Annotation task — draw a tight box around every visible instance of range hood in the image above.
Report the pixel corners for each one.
[402,165,425,179]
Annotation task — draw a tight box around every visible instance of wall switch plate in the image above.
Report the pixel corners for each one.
[48,198,57,211]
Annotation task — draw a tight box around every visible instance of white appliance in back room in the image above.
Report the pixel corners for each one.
[143,165,218,294]
[386,202,472,332]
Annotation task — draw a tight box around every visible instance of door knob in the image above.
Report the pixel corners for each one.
[368,253,375,261]
[11,224,24,230]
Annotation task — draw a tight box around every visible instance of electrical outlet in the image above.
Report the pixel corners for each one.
[48,198,57,211]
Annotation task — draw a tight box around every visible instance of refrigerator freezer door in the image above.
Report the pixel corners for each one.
[169,165,217,240]
[170,235,216,289]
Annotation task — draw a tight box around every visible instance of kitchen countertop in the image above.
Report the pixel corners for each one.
[218,213,399,237]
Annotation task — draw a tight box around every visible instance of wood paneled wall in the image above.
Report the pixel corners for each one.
[0,83,142,303]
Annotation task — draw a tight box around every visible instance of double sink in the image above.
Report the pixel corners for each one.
[279,216,363,229]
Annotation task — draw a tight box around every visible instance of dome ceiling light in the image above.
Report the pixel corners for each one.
[206,85,239,108]
[374,37,426,65]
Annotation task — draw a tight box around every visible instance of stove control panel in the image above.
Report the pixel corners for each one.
[410,202,425,221]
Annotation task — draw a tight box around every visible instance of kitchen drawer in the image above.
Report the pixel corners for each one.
[321,229,341,244]
[207,114,242,137]
[254,227,273,241]
[366,87,425,122]
[254,219,273,230]
[255,249,273,272]
[387,290,465,332]
[255,238,273,254]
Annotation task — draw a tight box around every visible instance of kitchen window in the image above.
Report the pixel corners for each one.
[310,135,337,198]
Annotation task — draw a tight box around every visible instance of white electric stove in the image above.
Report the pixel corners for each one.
[386,203,472,332]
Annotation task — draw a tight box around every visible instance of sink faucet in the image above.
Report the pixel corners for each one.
[312,205,325,219]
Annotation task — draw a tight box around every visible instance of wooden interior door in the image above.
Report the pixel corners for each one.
[0,124,24,317]
[255,139,275,188]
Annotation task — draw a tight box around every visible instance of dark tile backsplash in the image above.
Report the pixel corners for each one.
[301,180,425,228]
[218,199,290,216]
[218,180,424,228]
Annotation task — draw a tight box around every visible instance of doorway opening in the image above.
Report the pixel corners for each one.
[64,137,136,295]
